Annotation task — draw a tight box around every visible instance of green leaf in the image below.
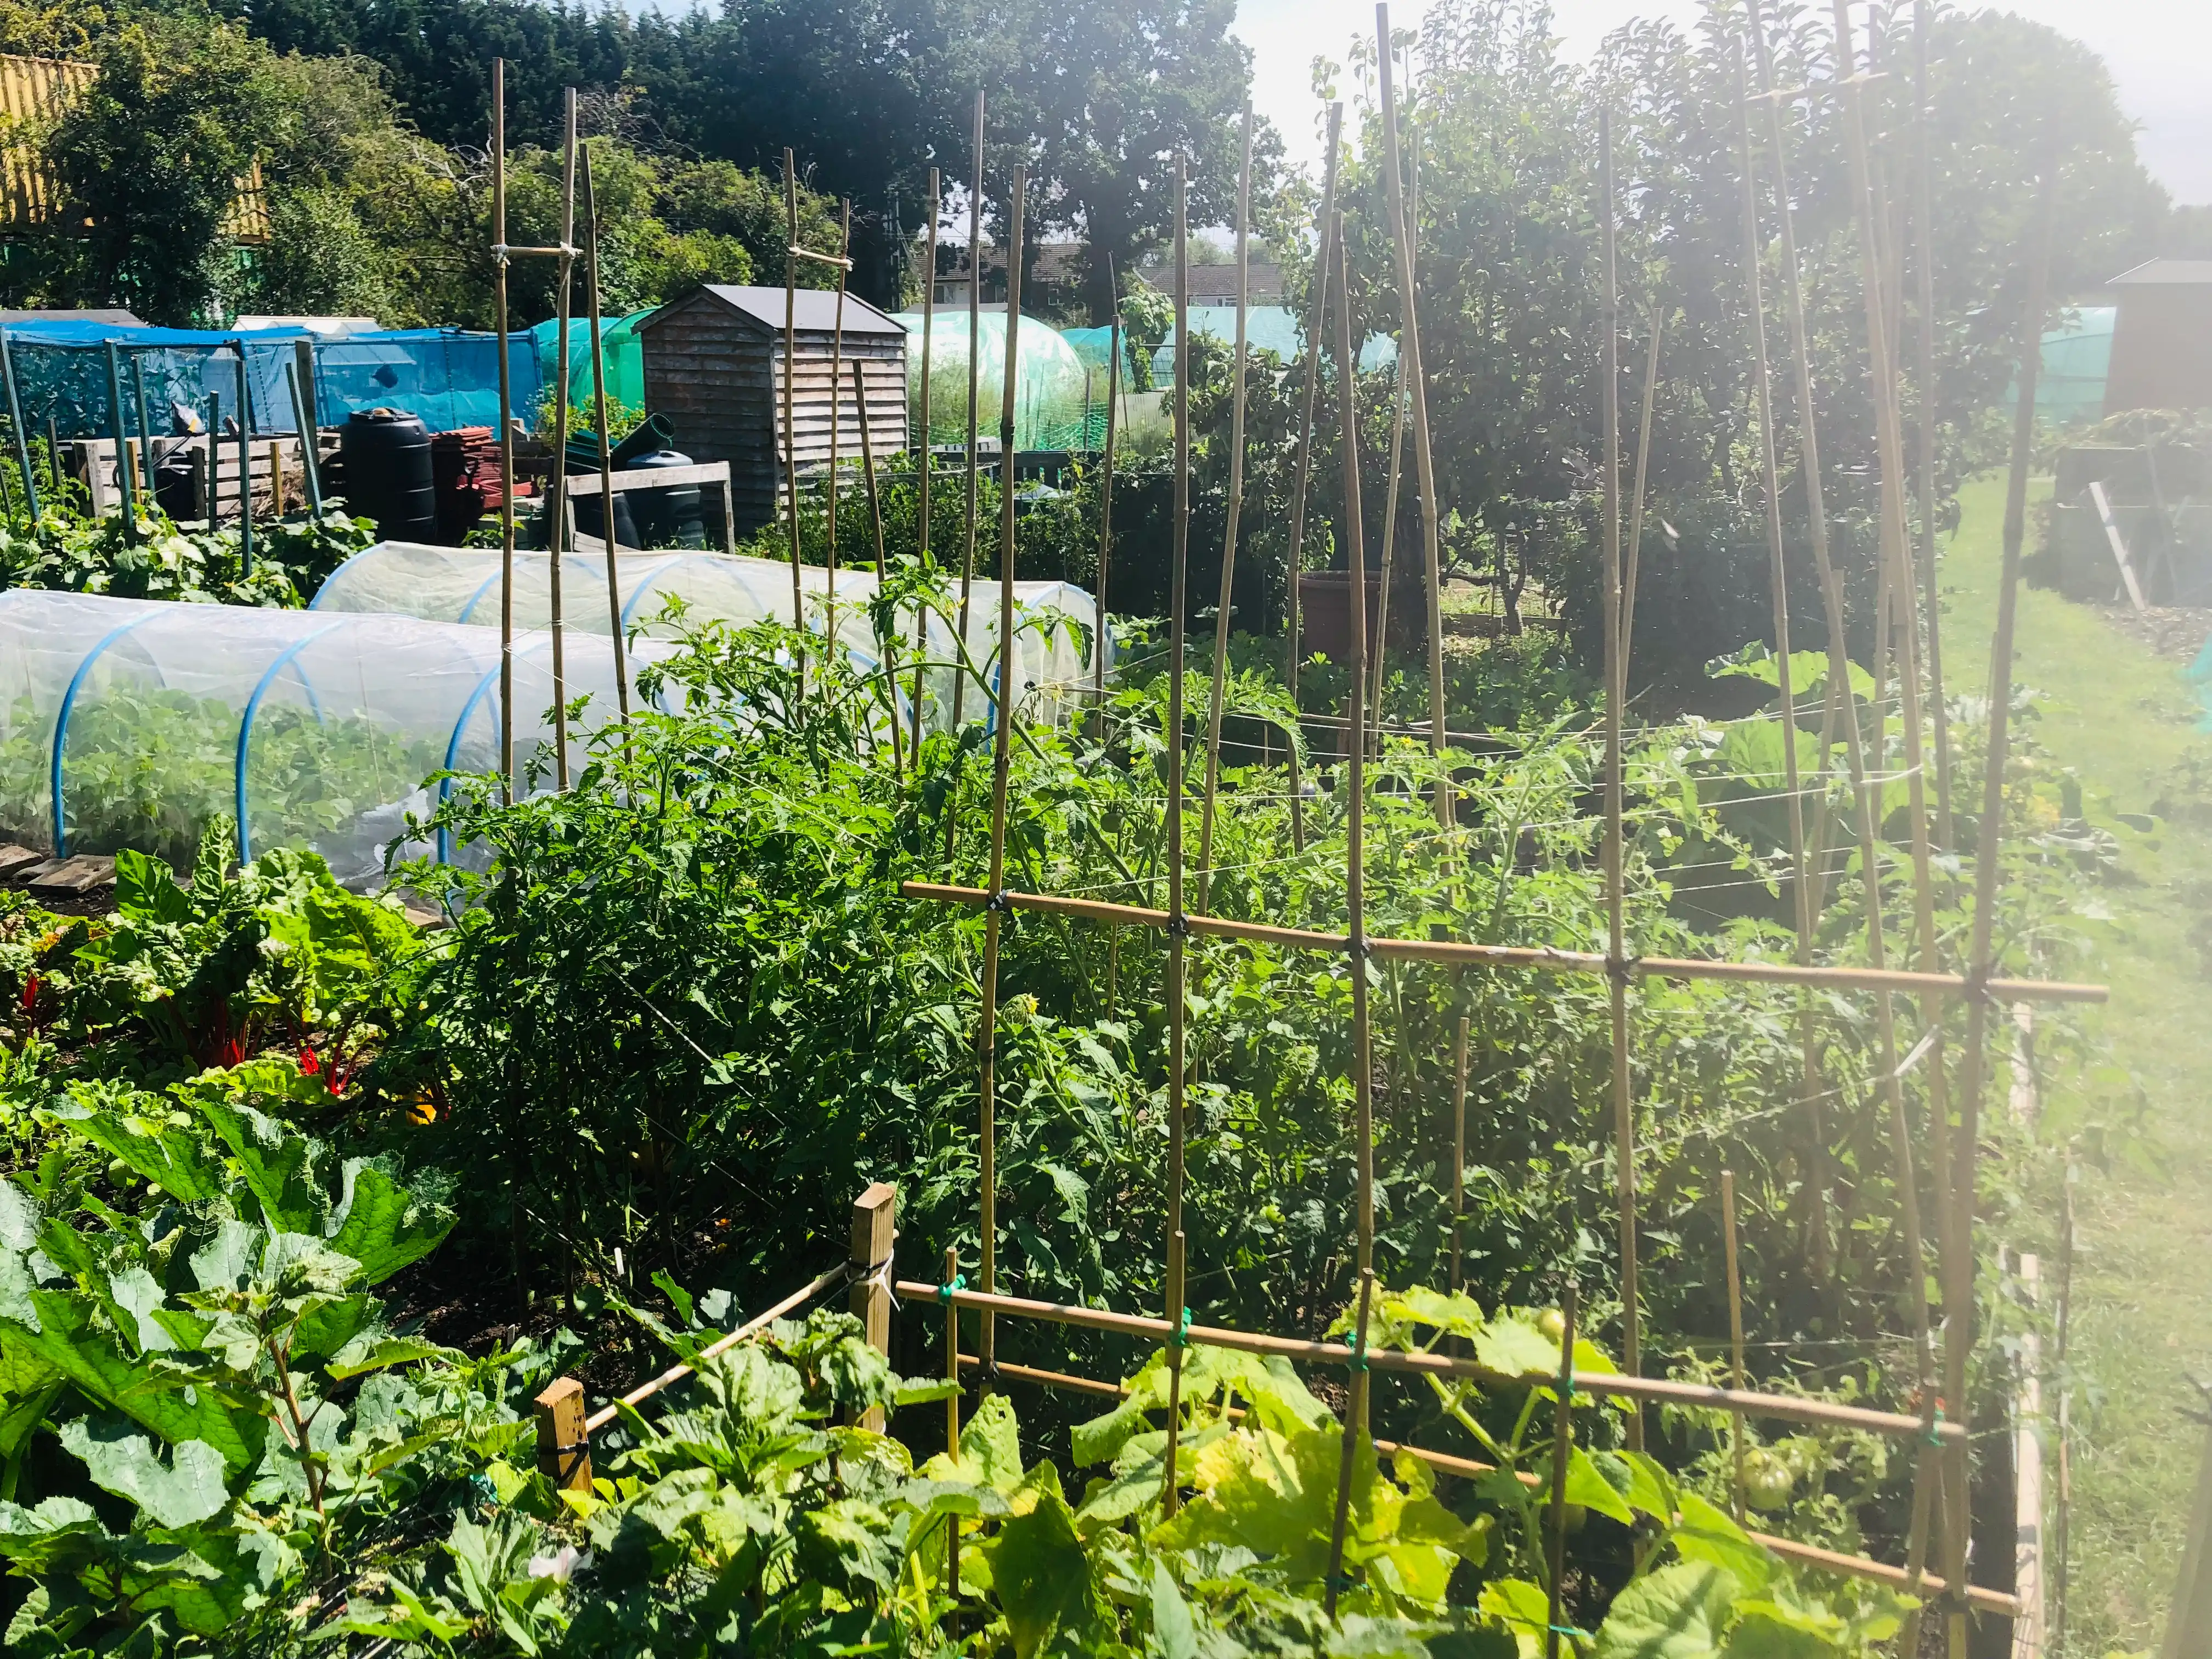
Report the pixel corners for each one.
[0,1180,37,1252]
[956,1391,1024,1493]
[1565,1446,1636,1527]
[1618,1451,1678,1522]
[1475,1316,1560,1379]
[1722,1602,1844,1659]
[49,1100,225,1204]
[893,1375,961,1406]
[1479,1577,1552,1659]
[1150,1560,1199,1659]
[326,1333,460,1380]
[1593,1561,1738,1659]
[326,1161,455,1285]
[1671,1492,1778,1596]
[1071,1393,1149,1468]
[57,1418,229,1528]
[113,849,190,926]
[193,1093,325,1233]
[0,1265,265,1471]
[985,1465,1107,1659]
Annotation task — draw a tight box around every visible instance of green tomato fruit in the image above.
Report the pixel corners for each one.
[1536,1308,1567,1344]
[1742,1448,1796,1512]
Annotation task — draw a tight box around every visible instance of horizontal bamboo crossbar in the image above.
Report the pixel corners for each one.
[953,1346,2016,1614]
[583,1262,847,1432]
[902,1280,1962,1443]
[899,883,2107,1005]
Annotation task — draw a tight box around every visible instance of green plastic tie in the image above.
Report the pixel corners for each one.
[1350,1326,1369,1374]
[1171,1306,1193,1348]
[938,1274,966,1304]
[1922,1402,1945,1449]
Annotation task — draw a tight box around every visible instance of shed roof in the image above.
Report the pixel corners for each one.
[640,285,907,336]
[2107,259,2212,287]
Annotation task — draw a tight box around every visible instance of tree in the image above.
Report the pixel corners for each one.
[39,16,303,324]
[997,0,1273,324]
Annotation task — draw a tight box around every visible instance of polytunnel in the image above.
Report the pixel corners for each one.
[0,592,648,889]
[309,543,1103,731]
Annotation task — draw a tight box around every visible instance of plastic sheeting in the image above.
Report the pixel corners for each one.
[309,542,1102,731]
[0,320,546,441]
[312,330,543,435]
[0,591,647,887]
[892,311,1097,450]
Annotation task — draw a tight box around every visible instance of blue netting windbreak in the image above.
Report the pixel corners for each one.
[1,321,315,439]
[0,321,545,442]
[314,330,544,433]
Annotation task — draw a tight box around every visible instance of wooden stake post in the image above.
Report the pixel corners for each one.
[492,60,516,799]
[848,1182,897,1430]
[533,1376,591,1492]
[545,88,579,791]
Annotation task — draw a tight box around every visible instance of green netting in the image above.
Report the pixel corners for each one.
[529,310,650,416]
[892,311,1099,450]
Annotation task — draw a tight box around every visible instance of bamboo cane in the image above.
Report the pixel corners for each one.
[1622,309,1663,679]
[1163,1228,1188,1517]
[1746,0,1884,1295]
[1831,13,1966,1621]
[943,1243,961,1623]
[973,164,1028,1392]
[1598,109,1641,1446]
[579,145,629,726]
[825,199,851,654]
[1092,268,1121,731]
[901,1277,1972,1441]
[913,167,938,761]
[1723,1169,1747,1521]
[1160,157,1193,1506]
[1195,101,1254,915]
[1544,1280,1579,1659]
[1283,104,1343,855]
[1912,0,1954,849]
[1333,215,1374,1284]
[1450,1012,1469,1293]
[898,881,2104,1002]
[1375,7,1448,821]
[1948,148,2058,1659]
[545,87,579,791]
[951,91,985,738]
[1732,42,1825,1330]
[1323,1267,1376,1616]
[854,357,896,772]
[1369,109,1419,742]
[492,59,516,802]
[782,151,805,665]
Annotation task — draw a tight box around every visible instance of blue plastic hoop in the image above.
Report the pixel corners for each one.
[50,612,156,855]
[234,623,344,864]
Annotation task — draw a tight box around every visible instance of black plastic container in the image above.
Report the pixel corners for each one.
[337,408,437,542]
[620,447,706,548]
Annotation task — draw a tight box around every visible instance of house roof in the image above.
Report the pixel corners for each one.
[2107,259,2212,286]
[641,285,907,336]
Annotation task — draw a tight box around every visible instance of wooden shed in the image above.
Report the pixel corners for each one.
[637,284,908,535]
[2102,259,2212,417]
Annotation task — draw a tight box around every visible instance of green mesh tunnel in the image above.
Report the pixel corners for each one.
[892,312,1099,450]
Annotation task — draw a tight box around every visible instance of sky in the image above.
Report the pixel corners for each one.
[1230,0,2212,204]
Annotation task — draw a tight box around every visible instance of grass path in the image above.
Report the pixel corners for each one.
[1940,473,2212,1654]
